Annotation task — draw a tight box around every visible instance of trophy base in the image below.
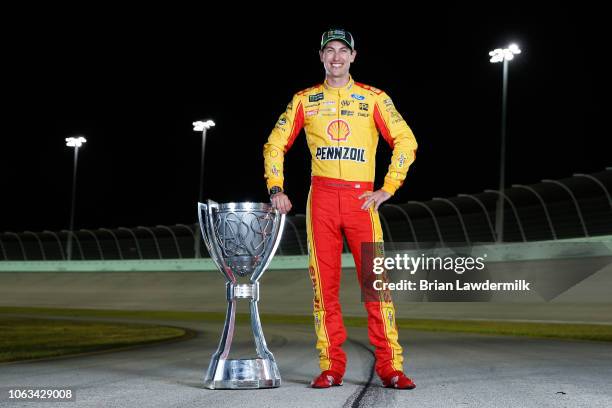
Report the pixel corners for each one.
[204,358,281,390]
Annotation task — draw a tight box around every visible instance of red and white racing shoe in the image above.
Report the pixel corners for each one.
[381,371,416,389]
[310,370,344,388]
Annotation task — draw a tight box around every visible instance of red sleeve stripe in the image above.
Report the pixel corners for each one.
[374,103,394,148]
[285,101,304,152]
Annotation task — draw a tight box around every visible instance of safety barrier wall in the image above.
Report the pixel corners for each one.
[1,170,610,261]
[1,236,610,272]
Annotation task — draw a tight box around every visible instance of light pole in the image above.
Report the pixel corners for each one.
[65,136,87,260]
[192,119,215,258]
[489,43,521,243]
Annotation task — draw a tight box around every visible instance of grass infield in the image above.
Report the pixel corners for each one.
[2,306,612,344]
[0,317,188,363]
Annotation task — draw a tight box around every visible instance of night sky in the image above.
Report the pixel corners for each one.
[2,6,608,232]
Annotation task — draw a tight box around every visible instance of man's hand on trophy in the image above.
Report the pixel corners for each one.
[271,192,292,214]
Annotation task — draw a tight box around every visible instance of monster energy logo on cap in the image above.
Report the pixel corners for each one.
[321,28,354,50]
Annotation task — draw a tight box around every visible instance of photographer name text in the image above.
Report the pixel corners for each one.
[373,279,531,291]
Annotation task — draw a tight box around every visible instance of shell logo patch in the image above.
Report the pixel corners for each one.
[327,119,351,141]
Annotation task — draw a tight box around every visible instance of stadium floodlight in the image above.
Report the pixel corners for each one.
[192,118,216,258]
[488,48,504,63]
[488,43,522,243]
[193,120,216,131]
[489,44,521,63]
[508,44,521,54]
[65,136,87,148]
[65,135,87,260]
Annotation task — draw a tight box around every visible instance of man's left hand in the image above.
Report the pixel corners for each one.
[359,189,391,212]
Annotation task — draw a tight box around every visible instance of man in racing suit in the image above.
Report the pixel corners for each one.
[263,28,418,389]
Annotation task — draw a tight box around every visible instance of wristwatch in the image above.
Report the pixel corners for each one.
[269,186,283,198]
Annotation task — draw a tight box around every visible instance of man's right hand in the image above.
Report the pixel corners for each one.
[271,192,292,214]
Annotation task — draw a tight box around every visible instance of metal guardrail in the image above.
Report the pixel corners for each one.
[1,236,610,272]
[1,170,611,261]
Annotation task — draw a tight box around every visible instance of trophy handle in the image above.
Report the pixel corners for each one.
[198,200,236,283]
[251,209,285,283]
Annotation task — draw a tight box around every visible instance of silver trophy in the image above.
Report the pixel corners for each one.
[198,200,285,389]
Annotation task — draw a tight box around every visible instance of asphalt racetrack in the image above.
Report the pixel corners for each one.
[2,314,612,408]
[1,261,612,407]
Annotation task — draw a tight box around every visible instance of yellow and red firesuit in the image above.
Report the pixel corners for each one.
[263,76,418,379]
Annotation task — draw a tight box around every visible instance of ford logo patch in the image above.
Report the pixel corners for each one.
[351,93,365,101]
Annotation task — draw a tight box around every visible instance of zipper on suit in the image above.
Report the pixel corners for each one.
[337,90,341,180]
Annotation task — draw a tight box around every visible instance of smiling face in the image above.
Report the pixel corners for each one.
[319,40,357,81]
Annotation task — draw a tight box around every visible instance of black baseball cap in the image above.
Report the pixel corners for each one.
[320,28,354,50]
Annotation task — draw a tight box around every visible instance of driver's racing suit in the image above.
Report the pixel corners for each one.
[263,76,417,378]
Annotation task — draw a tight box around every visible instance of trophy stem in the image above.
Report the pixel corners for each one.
[250,296,276,362]
[204,283,236,386]
[203,282,280,389]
